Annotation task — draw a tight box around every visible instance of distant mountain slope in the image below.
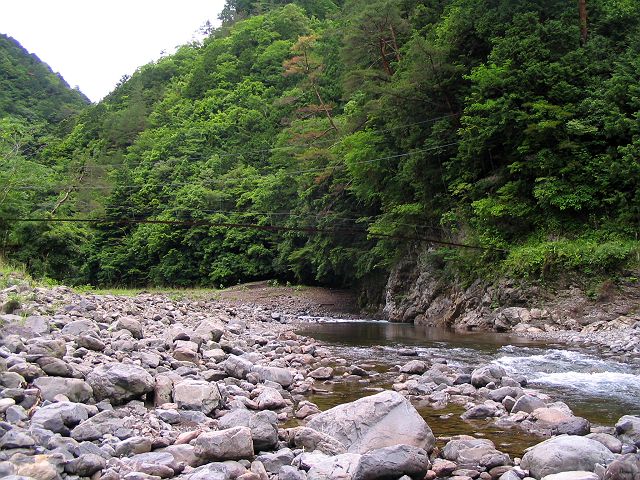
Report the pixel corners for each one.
[0,33,89,123]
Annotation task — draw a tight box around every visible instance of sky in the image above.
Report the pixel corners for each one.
[0,0,227,102]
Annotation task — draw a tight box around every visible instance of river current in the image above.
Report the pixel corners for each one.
[295,319,640,455]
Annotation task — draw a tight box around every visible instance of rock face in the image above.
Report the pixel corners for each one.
[306,390,436,454]
[86,363,154,404]
[521,435,616,478]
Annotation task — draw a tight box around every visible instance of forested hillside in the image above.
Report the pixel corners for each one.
[1,0,638,295]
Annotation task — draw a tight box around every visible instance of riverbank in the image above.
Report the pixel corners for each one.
[0,283,639,479]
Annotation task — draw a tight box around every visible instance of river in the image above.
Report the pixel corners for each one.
[296,319,640,456]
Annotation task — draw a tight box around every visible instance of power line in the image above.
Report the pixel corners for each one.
[3,216,501,251]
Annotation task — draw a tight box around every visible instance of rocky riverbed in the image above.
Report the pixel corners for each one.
[0,284,639,480]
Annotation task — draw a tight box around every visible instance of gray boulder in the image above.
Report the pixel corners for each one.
[511,394,546,414]
[71,409,128,441]
[604,453,640,480]
[307,453,361,480]
[61,319,98,336]
[251,365,293,387]
[224,355,254,379]
[194,426,254,462]
[64,454,106,477]
[352,444,430,480]
[615,415,640,446]
[218,409,278,451]
[86,363,154,404]
[256,449,295,473]
[33,377,93,403]
[541,473,599,480]
[471,365,506,388]
[521,435,616,478]
[306,390,435,454]
[173,379,221,415]
[443,438,508,468]
[31,401,88,434]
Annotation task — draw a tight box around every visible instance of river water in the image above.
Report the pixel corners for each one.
[296,319,640,456]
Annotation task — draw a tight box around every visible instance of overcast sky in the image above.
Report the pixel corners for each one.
[1,0,226,102]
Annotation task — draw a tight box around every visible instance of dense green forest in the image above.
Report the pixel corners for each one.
[1,0,638,295]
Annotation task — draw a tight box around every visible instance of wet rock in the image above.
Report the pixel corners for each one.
[173,379,221,415]
[352,444,431,480]
[521,435,616,478]
[218,409,278,451]
[86,363,154,404]
[194,426,254,462]
[306,390,435,454]
[33,377,93,403]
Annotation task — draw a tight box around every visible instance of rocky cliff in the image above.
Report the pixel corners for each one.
[382,250,640,335]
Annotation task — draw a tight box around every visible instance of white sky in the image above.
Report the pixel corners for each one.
[0,0,226,102]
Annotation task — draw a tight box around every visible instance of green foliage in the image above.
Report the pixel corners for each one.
[2,0,639,293]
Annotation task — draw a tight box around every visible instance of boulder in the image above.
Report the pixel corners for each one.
[471,365,506,388]
[256,386,287,410]
[541,472,599,480]
[399,360,428,374]
[511,394,546,414]
[64,454,106,477]
[86,363,154,404]
[352,444,430,480]
[225,355,254,379]
[604,453,640,480]
[615,415,640,446]
[530,408,590,435]
[585,433,622,454]
[308,367,333,380]
[31,401,88,434]
[443,438,508,468]
[194,426,254,462]
[521,435,616,478]
[33,377,93,403]
[306,390,435,454]
[307,453,361,480]
[218,409,278,451]
[115,317,144,339]
[61,319,98,336]
[71,409,128,441]
[251,365,294,387]
[173,379,221,415]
